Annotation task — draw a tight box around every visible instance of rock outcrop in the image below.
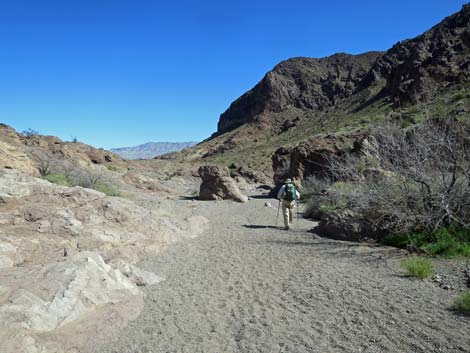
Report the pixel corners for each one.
[0,169,209,353]
[0,124,127,175]
[216,52,382,136]
[198,165,248,203]
[272,132,379,186]
[365,3,470,105]
[211,4,470,138]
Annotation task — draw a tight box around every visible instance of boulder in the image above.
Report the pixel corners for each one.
[198,165,248,203]
[312,209,386,241]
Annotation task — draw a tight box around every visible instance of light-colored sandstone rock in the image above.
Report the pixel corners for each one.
[0,169,55,198]
[198,165,248,203]
[0,141,39,176]
[0,252,140,332]
[0,242,18,268]
[0,169,209,353]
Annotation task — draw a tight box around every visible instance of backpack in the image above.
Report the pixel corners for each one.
[283,183,297,201]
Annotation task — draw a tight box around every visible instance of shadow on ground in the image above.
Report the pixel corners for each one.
[242,224,280,230]
[179,196,198,201]
[248,194,272,199]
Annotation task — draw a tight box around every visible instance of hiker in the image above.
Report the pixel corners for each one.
[277,178,300,230]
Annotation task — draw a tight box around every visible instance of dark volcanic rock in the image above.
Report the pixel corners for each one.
[272,147,292,186]
[363,3,470,104]
[213,5,470,138]
[216,52,382,135]
[229,166,267,184]
[272,133,379,185]
[313,209,386,241]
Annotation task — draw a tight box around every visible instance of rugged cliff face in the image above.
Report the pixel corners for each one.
[365,3,470,105]
[216,52,382,135]
[214,4,470,137]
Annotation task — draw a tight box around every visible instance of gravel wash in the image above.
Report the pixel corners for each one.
[91,197,470,353]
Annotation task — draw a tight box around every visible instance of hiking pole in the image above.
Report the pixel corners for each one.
[296,201,299,222]
[276,200,281,227]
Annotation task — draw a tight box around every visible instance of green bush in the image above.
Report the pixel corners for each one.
[42,172,120,197]
[452,292,470,314]
[106,165,121,172]
[319,203,344,212]
[382,226,470,258]
[382,233,413,248]
[43,173,70,186]
[451,91,470,102]
[94,182,120,197]
[400,257,434,279]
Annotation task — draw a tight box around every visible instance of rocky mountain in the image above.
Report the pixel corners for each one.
[217,5,470,137]
[216,51,383,136]
[199,3,470,160]
[111,141,198,160]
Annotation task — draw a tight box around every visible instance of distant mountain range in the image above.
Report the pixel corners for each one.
[111,142,198,160]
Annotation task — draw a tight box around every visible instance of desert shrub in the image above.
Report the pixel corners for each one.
[301,176,332,200]
[35,153,120,196]
[69,170,120,196]
[106,165,121,172]
[451,91,470,102]
[400,257,434,279]
[43,173,70,186]
[29,150,63,177]
[452,292,470,314]
[302,176,338,218]
[319,203,343,212]
[22,128,39,137]
[321,119,470,236]
[304,176,371,219]
[94,182,120,196]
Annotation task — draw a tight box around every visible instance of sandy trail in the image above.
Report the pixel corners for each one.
[92,197,469,353]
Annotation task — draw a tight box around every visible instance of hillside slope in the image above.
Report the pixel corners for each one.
[215,51,383,136]
[181,4,470,173]
[0,124,127,175]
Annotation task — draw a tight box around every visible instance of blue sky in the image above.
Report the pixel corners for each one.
[0,0,466,149]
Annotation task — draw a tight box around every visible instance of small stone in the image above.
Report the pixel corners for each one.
[432,274,442,283]
[264,202,272,208]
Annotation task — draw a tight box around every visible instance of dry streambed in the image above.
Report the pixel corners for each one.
[1,170,468,353]
[94,198,469,353]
